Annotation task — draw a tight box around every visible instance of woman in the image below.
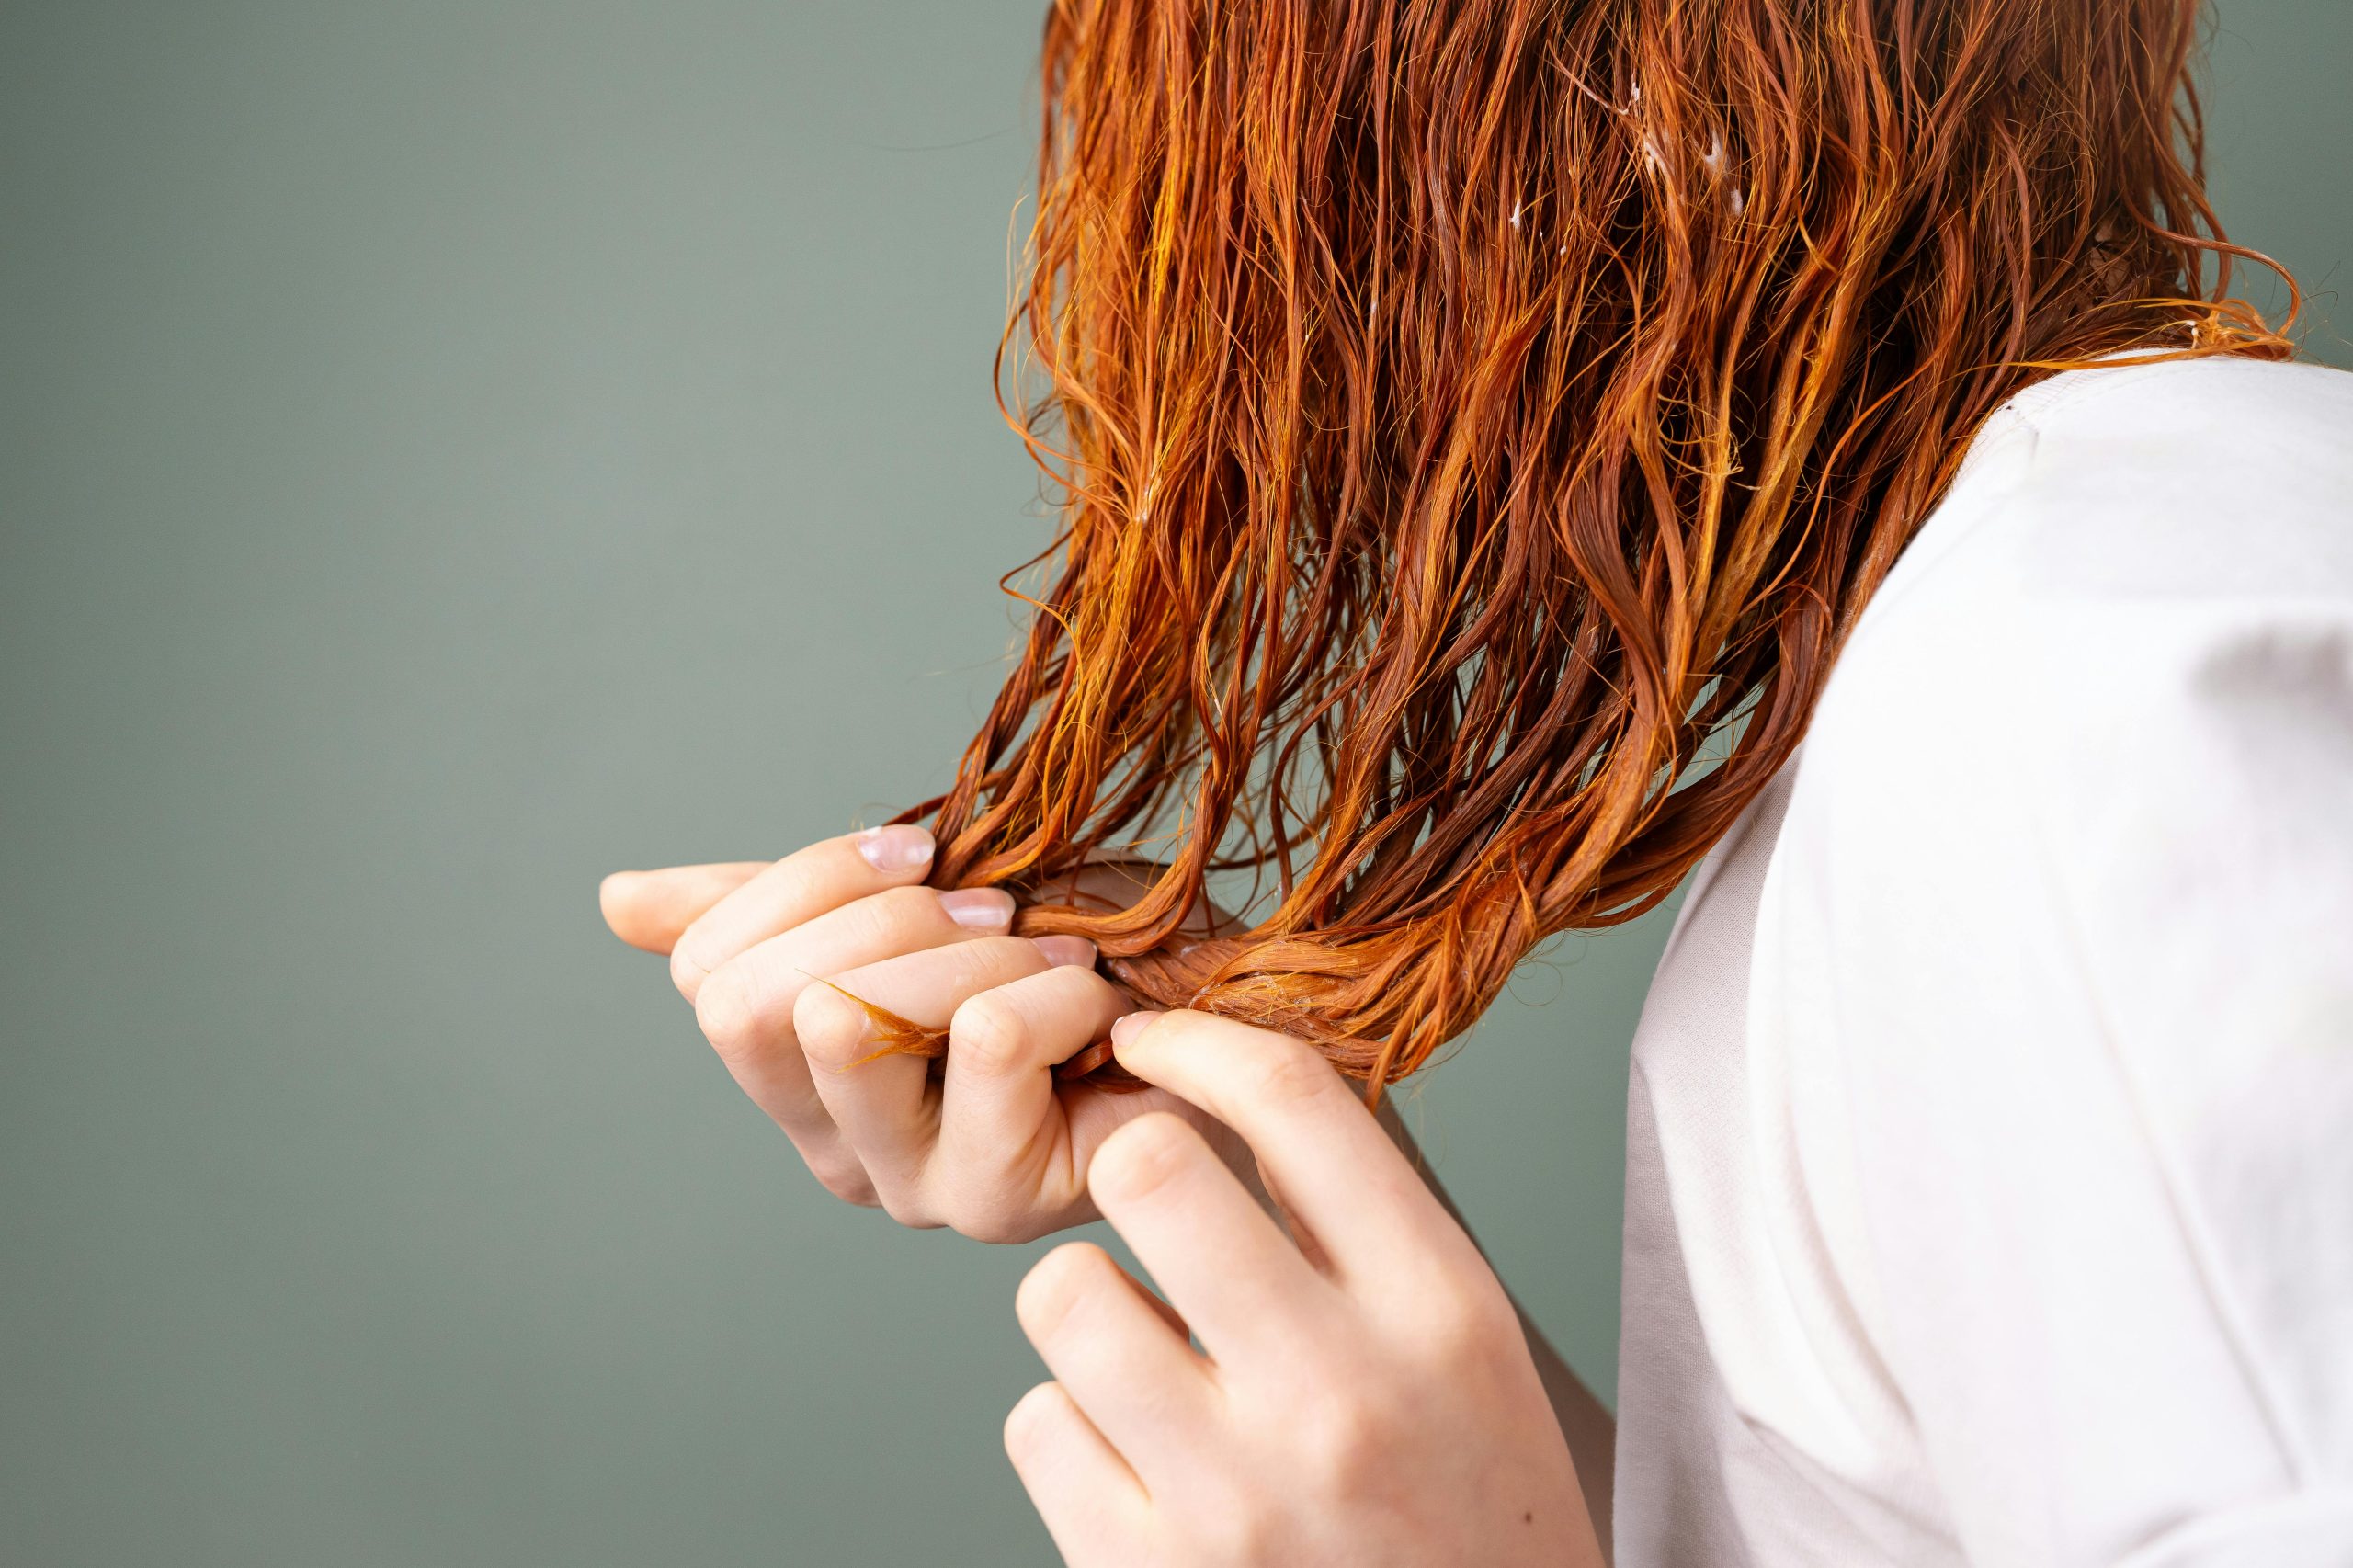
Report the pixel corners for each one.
[601,0,2351,1562]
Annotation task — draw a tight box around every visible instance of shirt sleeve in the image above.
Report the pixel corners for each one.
[1768,588,2353,1567]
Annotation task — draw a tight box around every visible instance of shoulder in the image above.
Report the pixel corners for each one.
[1768,349,2353,1222]
[1798,354,2353,819]
[1844,353,2353,659]
[1749,357,2353,1502]
[1761,351,2353,1153]
[1993,354,2353,605]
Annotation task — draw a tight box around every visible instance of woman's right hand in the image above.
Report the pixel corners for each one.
[598,825,1255,1244]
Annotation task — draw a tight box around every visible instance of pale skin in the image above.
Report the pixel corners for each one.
[600,824,1615,1565]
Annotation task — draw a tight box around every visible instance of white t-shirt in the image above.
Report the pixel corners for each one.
[1613,354,2353,1568]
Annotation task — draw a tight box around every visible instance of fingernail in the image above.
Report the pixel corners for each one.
[855,824,934,873]
[1109,1010,1165,1050]
[938,887,1016,930]
[1033,935,1097,969]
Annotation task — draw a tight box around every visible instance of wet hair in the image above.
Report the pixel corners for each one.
[876,0,2294,1096]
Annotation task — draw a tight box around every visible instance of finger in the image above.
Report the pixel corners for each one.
[791,932,1057,1205]
[669,824,938,1002]
[1086,1111,1331,1367]
[599,861,767,954]
[1016,1242,1215,1463]
[937,956,1131,1203]
[1109,1011,1483,1283]
[693,884,1016,1153]
[1003,1381,1151,1563]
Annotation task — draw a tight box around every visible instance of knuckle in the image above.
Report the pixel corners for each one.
[1244,1039,1338,1112]
[805,1154,881,1209]
[1444,1279,1518,1352]
[1086,1111,1201,1208]
[1297,1396,1392,1496]
[949,990,1029,1077]
[668,943,710,1002]
[693,967,767,1070]
[938,1186,1036,1245]
[910,936,1041,1017]
[874,1187,944,1232]
[867,883,949,938]
[1405,1267,1517,1357]
[951,1210,1021,1244]
[1016,1241,1116,1343]
[762,860,824,918]
[790,981,868,1072]
[960,934,1046,983]
[1199,1488,1279,1561]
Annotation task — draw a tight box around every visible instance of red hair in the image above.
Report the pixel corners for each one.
[873,0,2293,1097]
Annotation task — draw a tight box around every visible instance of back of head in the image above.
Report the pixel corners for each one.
[897,0,2294,1091]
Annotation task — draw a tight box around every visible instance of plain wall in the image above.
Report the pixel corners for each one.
[3,3,2346,1563]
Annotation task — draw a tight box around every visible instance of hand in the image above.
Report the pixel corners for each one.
[1004,1010,1604,1568]
[597,826,1252,1242]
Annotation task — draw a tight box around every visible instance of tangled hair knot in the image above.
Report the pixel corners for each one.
[875,0,2294,1098]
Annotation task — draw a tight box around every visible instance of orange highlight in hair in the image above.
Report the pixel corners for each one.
[872,0,2295,1102]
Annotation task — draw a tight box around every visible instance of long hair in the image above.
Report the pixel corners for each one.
[875,0,2293,1096]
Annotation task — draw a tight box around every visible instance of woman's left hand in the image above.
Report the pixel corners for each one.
[1005,1009,1605,1568]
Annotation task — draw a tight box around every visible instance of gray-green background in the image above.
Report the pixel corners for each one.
[3,4,2344,1563]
